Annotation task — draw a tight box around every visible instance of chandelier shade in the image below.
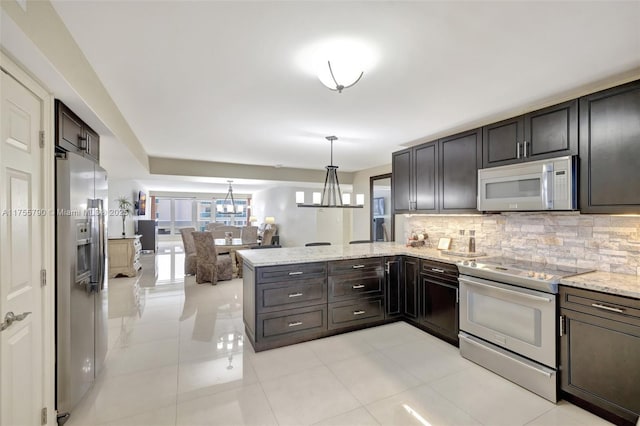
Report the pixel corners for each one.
[217,180,241,215]
[297,136,364,208]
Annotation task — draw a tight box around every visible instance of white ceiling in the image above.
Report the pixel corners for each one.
[25,2,640,189]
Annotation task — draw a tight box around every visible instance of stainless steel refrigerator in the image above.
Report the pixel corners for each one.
[55,151,108,422]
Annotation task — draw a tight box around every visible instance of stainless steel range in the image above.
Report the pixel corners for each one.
[457,257,593,402]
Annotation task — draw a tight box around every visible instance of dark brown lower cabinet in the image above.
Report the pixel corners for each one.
[420,276,459,345]
[384,256,403,319]
[560,286,640,425]
[328,296,385,330]
[403,257,420,320]
[256,304,328,351]
[419,259,459,346]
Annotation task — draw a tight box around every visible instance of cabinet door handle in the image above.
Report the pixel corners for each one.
[524,140,529,157]
[352,284,365,289]
[353,310,366,316]
[288,292,303,298]
[77,135,87,150]
[591,303,624,313]
[352,265,365,269]
[431,268,445,273]
[288,321,303,327]
[516,142,522,159]
[385,261,391,273]
[288,271,303,276]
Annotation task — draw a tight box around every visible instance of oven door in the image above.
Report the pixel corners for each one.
[459,275,556,368]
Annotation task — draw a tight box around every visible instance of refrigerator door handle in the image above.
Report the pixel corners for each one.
[89,198,105,293]
[98,199,106,292]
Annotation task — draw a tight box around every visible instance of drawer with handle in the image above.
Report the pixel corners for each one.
[257,278,327,313]
[328,273,383,301]
[256,262,327,284]
[560,286,640,326]
[328,296,385,330]
[328,258,383,275]
[420,259,458,285]
[257,304,327,340]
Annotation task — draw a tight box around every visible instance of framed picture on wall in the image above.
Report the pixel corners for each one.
[373,197,385,216]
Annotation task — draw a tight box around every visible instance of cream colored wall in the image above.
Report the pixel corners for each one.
[2,0,149,170]
[350,164,392,241]
[252,186,354,247]
[108,179,149,238]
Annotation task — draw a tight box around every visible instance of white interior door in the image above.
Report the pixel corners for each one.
[0,68,44,425]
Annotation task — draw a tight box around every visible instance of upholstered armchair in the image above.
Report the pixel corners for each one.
[241,226,258,244]
[262,226,276,245]
[211,225,241,239]
[191,231,233,284]
[179,227,198,275]
[206,222,223,232]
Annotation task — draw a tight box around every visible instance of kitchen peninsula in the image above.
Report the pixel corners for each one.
[239,243,640,350]
[240,243,640,424]
[239,242,467,351]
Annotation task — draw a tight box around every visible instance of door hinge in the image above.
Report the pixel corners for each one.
[39,130,45,148]
[41,407,47,425]
[559,315,565,337]
[40,269,46,287]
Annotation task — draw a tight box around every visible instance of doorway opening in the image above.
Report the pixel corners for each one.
[370,173,393,241]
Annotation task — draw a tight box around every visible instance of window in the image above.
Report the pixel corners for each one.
[155,196,251,234]
[156,198,172,235]
[155,197,197,235]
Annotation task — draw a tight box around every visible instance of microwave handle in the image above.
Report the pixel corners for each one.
[542,162,554,209]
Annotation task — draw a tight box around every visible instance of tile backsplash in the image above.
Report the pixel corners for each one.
[402,212,640,275]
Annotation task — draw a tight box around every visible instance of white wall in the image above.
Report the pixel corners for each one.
[252,185,352,247]
[108,178,149,238]
[350,164,392,241]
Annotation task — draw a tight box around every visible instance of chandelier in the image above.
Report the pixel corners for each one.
[297,136,364,208]
[217,180,243,215]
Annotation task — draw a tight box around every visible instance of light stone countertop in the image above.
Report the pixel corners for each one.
[560,272,640,300]
[237,242,477,268]
[237,242,640,300]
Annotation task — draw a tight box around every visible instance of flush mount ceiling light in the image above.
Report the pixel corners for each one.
[297,136,364,208]
[297,37,377,94]
[217,180,243,215]
[319,60,363,93]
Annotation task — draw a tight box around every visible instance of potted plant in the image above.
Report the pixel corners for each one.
[117,196,133,237]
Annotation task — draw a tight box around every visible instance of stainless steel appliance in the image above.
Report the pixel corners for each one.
[56,151,108,421]
[477,155,577,211]
[457,257,592,402]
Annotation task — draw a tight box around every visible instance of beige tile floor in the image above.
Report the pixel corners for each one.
[67,242,613,426]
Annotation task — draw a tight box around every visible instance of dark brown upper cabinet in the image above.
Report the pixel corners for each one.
[482,100,577,168]
[392,129,480,214]
[55,100,100,163]
[392,149,412,212]
[579,80,640,214]
[392,141,438,213]
[414,141,439,212]
[439,128,482,213]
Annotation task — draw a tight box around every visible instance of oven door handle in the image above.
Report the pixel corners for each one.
[459,277,553,303]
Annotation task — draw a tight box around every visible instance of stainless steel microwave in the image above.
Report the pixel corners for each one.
[477,156,578,211]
